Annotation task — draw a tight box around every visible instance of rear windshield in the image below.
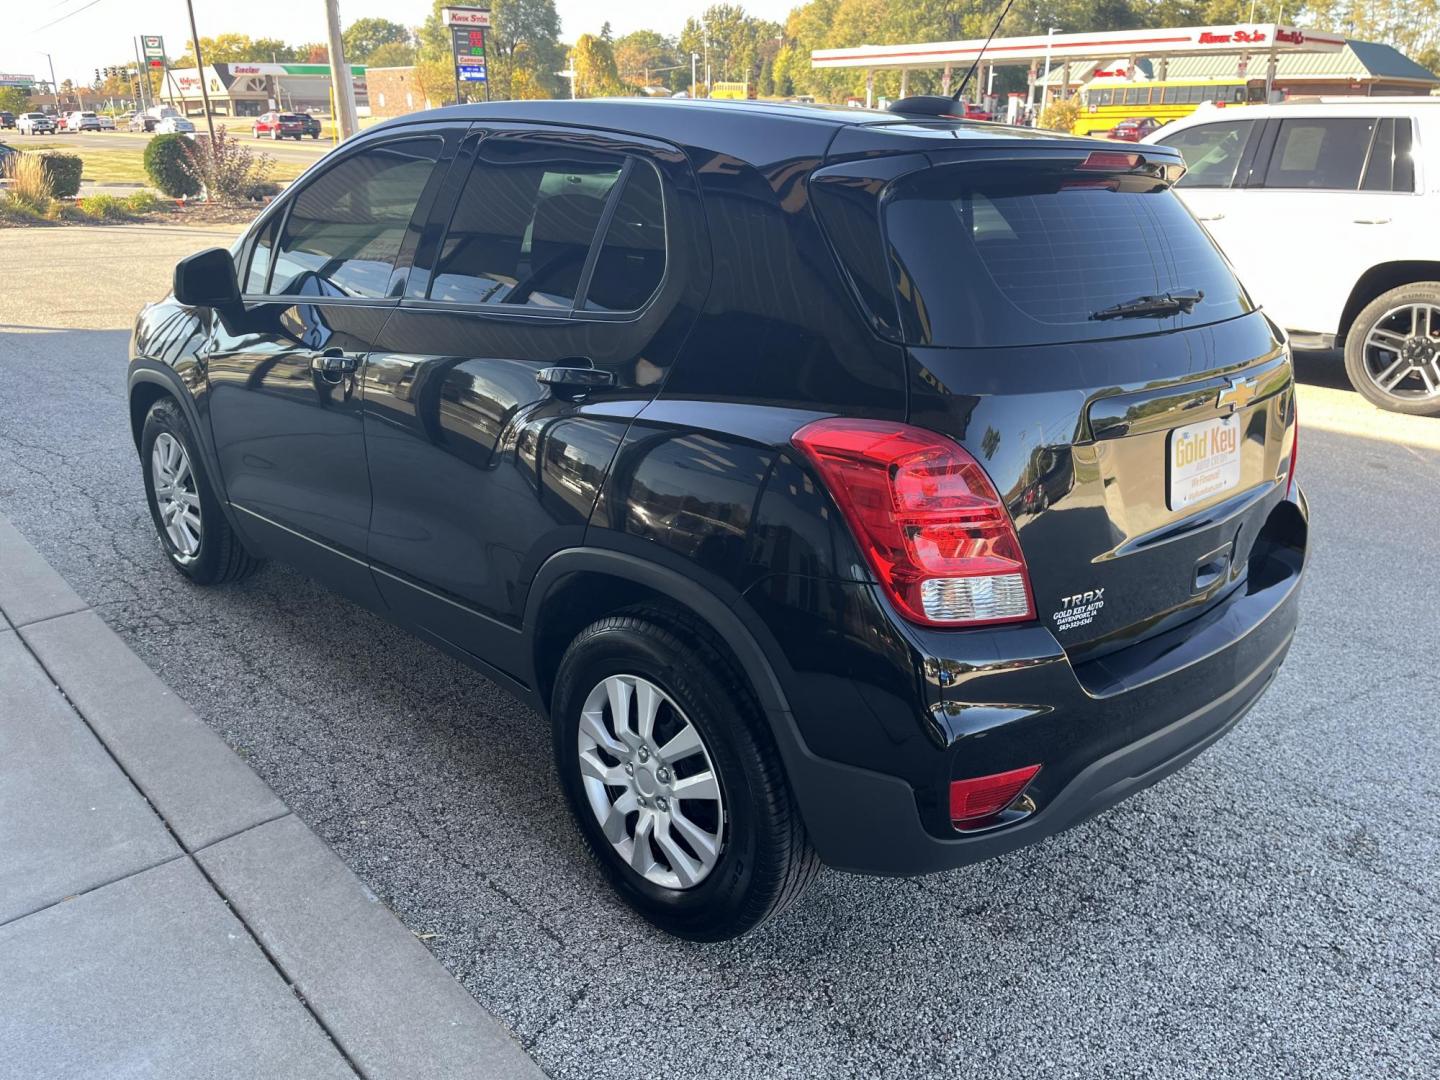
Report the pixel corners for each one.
[281,114,305,122]
[882,162,1252,347]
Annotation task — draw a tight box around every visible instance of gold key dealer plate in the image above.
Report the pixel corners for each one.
[1168,414,1241,510]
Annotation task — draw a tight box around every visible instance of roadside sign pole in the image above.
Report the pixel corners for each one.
[132,38,150,111]
[443,7,490,106]
[182,0,217,143]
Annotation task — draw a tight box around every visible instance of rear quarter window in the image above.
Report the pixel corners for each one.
[883,161,1253,348]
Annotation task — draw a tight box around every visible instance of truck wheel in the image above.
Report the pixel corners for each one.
[551,609,821,940]
[1344,282,1440,416]
[140,397,264,585]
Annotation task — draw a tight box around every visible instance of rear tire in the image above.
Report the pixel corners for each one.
[1343,282,1440,416]
[551,609,820,940]
[140,397,264,585]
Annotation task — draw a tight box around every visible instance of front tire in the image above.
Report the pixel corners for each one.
[552,610,820,941]
[140,397,264,585]
[1343,282,1440,416]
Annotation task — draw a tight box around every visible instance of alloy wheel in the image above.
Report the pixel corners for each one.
[150,432,202,560]
[1361,302,1440,402]
[576,674,726,890]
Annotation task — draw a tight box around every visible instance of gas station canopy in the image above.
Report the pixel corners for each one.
[812,23,1346,73]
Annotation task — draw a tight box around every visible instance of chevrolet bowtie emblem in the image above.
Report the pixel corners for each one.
[1216,376,1257,412]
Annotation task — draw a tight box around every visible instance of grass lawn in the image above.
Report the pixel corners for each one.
[20,140,309,186]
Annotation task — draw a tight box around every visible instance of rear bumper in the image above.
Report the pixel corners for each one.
[772,488,1306,877]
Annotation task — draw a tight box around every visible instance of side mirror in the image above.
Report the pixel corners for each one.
[173,247,240,309]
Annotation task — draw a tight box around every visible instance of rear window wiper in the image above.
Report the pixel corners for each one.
[1091,289,1204,321]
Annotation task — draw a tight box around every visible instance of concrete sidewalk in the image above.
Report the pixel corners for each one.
[0,513,545,1080]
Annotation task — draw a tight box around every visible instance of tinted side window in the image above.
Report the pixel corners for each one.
[1362,117,1417,193]
[1361,117,1396,191]
[270,137,441,298]
[429,138,623,309]
[583,162,666,312]
[244,215,277,293]
[1263,117,1377,190]
[1162,120,1257,188]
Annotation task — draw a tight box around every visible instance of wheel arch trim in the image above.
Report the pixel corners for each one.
[128,363,242,532]
[522,546,790,718]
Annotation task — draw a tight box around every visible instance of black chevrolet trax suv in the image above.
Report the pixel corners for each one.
[128,99,1307,940]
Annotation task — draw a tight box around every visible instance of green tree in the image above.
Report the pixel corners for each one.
[572,33,624,96]
[615,30,680,88]
[343,18,412,63]
[366,41,418,68]
[251,38,300,62]
[0,86,27,113]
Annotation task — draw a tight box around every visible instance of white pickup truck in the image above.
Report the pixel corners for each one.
[1146,98,1440,415]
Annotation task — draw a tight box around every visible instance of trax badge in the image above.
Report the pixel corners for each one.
[1053,589,1105,632]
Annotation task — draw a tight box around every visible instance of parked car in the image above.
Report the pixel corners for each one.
[1109,116,1162,141]
[0,111,15,129]
[62,111,101,132]
[155,116,196,135]
[97,114,116,131]
[128,99,1306,940]
[16,112,55,135]
[1146,97,1440,415]
[252,111,306,139]
[128,112,156,132]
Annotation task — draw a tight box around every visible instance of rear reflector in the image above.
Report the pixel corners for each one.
[791,419,1034,627]
[1286,395,1299,497]
[950,764,1041,827]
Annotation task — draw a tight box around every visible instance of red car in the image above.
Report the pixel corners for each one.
[252,112,306,140]
[1109,117,1162,142]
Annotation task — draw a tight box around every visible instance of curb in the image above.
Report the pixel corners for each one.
[0,512,546,1080]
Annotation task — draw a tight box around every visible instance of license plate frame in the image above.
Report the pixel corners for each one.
[1167,413,1242,510]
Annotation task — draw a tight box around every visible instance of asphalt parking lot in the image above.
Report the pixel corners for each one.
[1,225,1437,1078]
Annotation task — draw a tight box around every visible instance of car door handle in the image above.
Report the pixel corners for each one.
[1352,218,1390,225]
[1195,213,1226,222]
[310,349,357,377]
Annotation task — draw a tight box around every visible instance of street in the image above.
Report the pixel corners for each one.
[13,127,336,170]
[1,225,1437,1078]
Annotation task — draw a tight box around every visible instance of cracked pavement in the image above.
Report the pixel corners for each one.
[1,224,1437,1078]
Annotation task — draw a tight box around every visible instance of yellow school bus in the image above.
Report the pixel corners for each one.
[1072,79,1267,135]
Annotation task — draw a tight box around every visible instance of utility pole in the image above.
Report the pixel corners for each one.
[324,0,359,140]
[182,0,217,142]
[690,52,698,98]
[40,52,60,114]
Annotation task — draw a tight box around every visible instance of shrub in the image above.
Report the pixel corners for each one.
[145,134,201,197]
[122,190,163,214]
[1038,97,1082,134]
[37,151,83,198]
[7,152,53,206]
[71,194,132,221]
[0,193,53,223]
[178,126,275,204]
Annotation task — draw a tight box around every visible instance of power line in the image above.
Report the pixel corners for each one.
[32,0,109,35]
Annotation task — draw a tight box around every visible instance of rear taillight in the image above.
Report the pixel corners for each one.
[950,764,1041,828]
[791,418,1034,627]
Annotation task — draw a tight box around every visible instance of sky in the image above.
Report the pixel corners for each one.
[3,0,797,87]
